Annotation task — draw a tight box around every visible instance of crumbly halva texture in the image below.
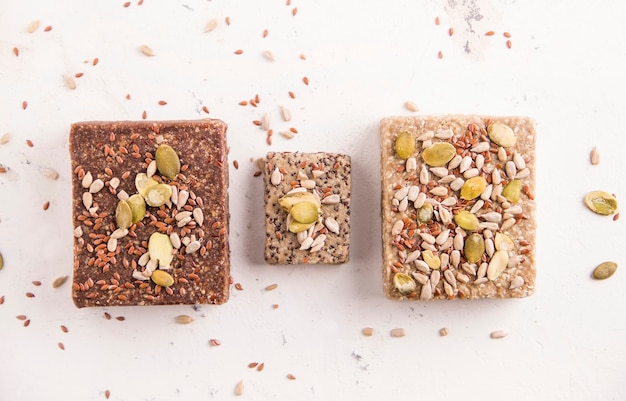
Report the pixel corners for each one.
[264,152,351,264]
[70,119,230,307]
[380,115,536,300]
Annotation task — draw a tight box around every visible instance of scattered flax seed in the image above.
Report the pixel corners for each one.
[158,100,167,105]
[23,319,31,327]
[506,40,512,49]
[105,389,111,399]
[234,283,244,290]
[93,57,99,66]
[32,280,42,287]
[234,49,243,55]
[44,25,52,32]
[175,314,194,324]
[272,303,279,309]
[52,275,69,288]
[115,316,125,321]
[299,53,306,60]
[503,32,511,38]
[590,146,600,165]
[435,16,440,25]
[40,167,59,180]
[490,330,508,339]
[209,338,221,346]
[485,30,495,36]
[302,76,309,85]
[248,362,259,368]
[225,16,231,26]
[0,167,7,174]
[123,1,131,7]
[26,20,41,33]
[16,315,27,321]
[405,101,419,112]
[292,7,298,16]
[61,325,69,333]
[438,51,443,59]
[263,50,275,61]
[265,283,278,291]
[289,127,298,134]
[26,139,33,147]
[233,160,239,169]
[0,295,4,305]
[142,110,147,119]
[13,47,19,57]
[390,328,406,337]
[262,29,268,38]
[22,101,28,110]
[75,72,83,78]
[202,106,210,114]
[140,45,155,56]
[239,100,248,106]
[613,213,620,221]
[288,91,296,99]
[361,327,374,336]
[25,292,35,298]
[234,380,244,396]
[58,342,65,350]
[104,312,112,320]
[42,201,50,211]
[448,27,454,36]
[204,18,218,33]
[257,362,265,372]
[439,327,449,336]
[287,374,296,380]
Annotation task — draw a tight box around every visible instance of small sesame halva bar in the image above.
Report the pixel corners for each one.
[380,115,536,300]
[70,119,230,307]
[264,152,351,264]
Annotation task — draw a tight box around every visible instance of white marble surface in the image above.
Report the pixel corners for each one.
[1,0,625,400]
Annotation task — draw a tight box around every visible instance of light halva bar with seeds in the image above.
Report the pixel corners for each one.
[264,152,351,264]
[70,119,230,307]
[380,115,536,300]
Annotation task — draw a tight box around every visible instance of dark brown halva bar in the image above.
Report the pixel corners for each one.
[264,152,351,264]
[70,120,230,307]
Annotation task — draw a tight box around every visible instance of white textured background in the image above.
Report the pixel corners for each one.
[1,0,625,400]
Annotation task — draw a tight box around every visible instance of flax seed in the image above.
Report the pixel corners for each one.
[22,101,28,110]
[58,342,65,350]
[506,40,512,49]
[234,282,243,290]
[302,76,309,85]
[209,338,221,346]
[234,49,243,55]
[292,7,298,16]
[42,201,50,211]
[105,390,111,399]
[503,32,511,38]
[448,27,454,36]
[158,100,167,105]
[93,57,99,66]
[25,292,35,298]
[438,51,443,59]
[248,362,259,368]
[61,325,69,333]
[202,106,210,114]
[257,362,265,371]
[263,29,268,38]
[435,16,440,25]
[288,91,295,99]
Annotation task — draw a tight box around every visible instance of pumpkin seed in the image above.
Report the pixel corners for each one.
[464,233,484,263]
[460,176,487,200]
[393,272,417,295]
[135,173,159,198]
[151,269,174,287]
[278,191,321,211]
[289,201,320,224]
[417,203,434,223]
[144,183,172,207]
[155,144,181,179]
[487,122,516,147]
[0,250,3,270]
[127,194,146,223]
[395,131,416,159]
[487,250,509,280]
[454,210,479,231]
[592,261,617,280]
[148,232,174,268]
[494,233,515,251]
[422,250,441,270]
[584,191,618,215]
[115,200,133,229]
[288,220,316,233]
[422,142,456,167]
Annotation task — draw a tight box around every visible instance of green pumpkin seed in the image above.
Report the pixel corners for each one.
[464,233,485,263]
[135,173,159,198]
[395,131,416,159]
[127,194,147,224]
[494,233,515,251]
[460,176,487,200]
[422,142,456,167]
[454,210,479,231]
[151,269,174,287]
[148,232,174,268]
[145,183,172,207]
[422,250,441,270]
[155,144,181,179]
[592,261,617,280]
[278,191,321,212]
[487,122,516,147]
[486,250,509,280]
[288,220,316,233]
[289,201,321,224]
[417,203,434,224]
[115,200,133,229]
[502,179,522,203]
[584,191,618,215]
[393,272,417,295]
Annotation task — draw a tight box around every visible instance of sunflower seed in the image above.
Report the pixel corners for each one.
[480,185,493,201]
[461,263,477,276]
[146,160,157,177]
[40,167,59,180]
[444,282,454,296]
[435,129,454,140]
[419,232,436,244]
[311,234,327,249]
[515,168,530,179]
[234,380,244,396]
[429,187,447,197]
[321,194,340,204]
[430,270,441,287]
[420,282,433,300]
[263,50,275,61]
[107,238,118,252]
[81,171,93,188]
[439,207,452,225]
[394,186,409,200]
[280,105,292,122]
[175,211,192,221]
[405,100,419,112]
[463,168,480,179]
[177,216,192,227]
[177,190,189,209]
[73,226,83,237]
[0,133,11,144]
[110,228,128,239]
[411,272,428,285]
[323,217,339,234]
[456,272,470,283]
[416,131,434,141]
[193,208,204,226]
[471,142,490,153]
[82,192,93,209]
[459,156,473,173]
[310,242,324,253]
[505,161,517,179]
[485,238,495,257]
[475,154,485,170]
[491,169,502,185]
[26,19,41,33]
[405,250,421,264]
[450,177,465,191]
[413,192,427,208]
[487,250,509,280]
[498,147,508,162]
[405,157,417,173]
[470,200,484,214]
[405,185,419,202]
[52,275,69,288]
[444,269,457,288]
[261,113,271,131]
[138,252,150,267]
[430,167,449,178]
[414,260,430,273]
[186,241,201,254]
[480,212,502,223]
[447,154,462,170]
[419,165,429,185]
[312,169,325,178]
[450,250,461,267]
[474,277,488,285]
